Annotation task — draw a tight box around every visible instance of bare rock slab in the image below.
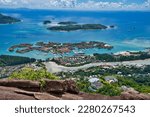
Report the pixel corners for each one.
[43,80,65,93]
[0,79,40,92]
[34,93,60,100]
[62,93,83,100]
[63,80,79,94]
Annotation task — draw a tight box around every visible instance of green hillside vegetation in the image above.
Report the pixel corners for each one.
[117,76,150,93]
[58,21,77,25]
[9,67,59,89]
[57,65,150,95]
[10,67,59,81]
[48,24,107,31]
[93,52,150,62]
[0,55,36,67]
[76,75,150,96]
[76,77,122,96]
[0,13,20,24]
[76,78,92,93]
[96,83,121,96]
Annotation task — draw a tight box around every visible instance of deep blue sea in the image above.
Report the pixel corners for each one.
[0,9,150,59]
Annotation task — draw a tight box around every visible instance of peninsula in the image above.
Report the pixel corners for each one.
[8,41,113,54]
[0,13,21,24]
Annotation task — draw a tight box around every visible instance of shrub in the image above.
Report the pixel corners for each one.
[9,67,59,81]
[96,83,121,96]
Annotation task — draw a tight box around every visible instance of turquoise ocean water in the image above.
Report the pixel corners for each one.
[0,9,150,59]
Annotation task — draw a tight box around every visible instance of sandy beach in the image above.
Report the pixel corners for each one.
[44,59,150,73]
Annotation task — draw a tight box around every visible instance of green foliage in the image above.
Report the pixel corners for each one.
[76,76,121,96]
[0,55,36,67]
[136,85,150,93]
[117,76,150,93]
[94,52,150,62]
[9,67,59,81]
[0,59,5,66]
[117,76,136,87]
[96,83,121,96]
[40,79,46,90]
[58,65,150,95]
[131,76,150,86]
[69,65,150,79]
[94,53,115,62]
[48,24,107,31]
[76,78,92,93]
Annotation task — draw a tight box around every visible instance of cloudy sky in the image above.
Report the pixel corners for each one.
[0,0,150,10]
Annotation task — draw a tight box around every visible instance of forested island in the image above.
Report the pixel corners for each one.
[43,21,114,31]
[48,24,108,31]
[58,21,77,25]
[0,13,20,24]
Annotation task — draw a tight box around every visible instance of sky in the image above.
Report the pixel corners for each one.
[0,0,150,10]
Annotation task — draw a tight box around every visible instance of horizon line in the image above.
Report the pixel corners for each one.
[0,7,150,12]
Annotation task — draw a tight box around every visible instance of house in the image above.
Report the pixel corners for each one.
[114,51,131,56]
[89,78,103,90]
[121,86,139,93]
[104,76,118,84]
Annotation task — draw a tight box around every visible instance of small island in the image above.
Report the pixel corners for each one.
[8,41,113,54]
[43,20,51,25]
[48,24,108,31]
[0,13,21,24]
[43,21,114,31]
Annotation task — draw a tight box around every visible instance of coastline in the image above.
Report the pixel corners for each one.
[0,10,149,60]
[45,59,150,73]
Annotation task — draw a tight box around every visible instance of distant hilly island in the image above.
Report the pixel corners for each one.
[0,13,20,24]
[43,20,114,31]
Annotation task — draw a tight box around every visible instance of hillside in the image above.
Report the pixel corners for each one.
[0,55,36,67]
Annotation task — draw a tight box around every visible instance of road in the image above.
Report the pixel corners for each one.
[44,59,150,73]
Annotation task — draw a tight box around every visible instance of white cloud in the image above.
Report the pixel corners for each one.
[0,0,72,8]
[0,0,149,10]
[76,1,123,9]
[76,0,150,10]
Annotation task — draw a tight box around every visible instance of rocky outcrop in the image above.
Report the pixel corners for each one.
[43,80,65,93]
[63,80,79,94]
[42,79,79,94]
[62,93,83,100]
[121,91,150,100]
[0,79,150,100]
[0,79,80,100]
[0,79,40,92]
[0,86,35,100]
